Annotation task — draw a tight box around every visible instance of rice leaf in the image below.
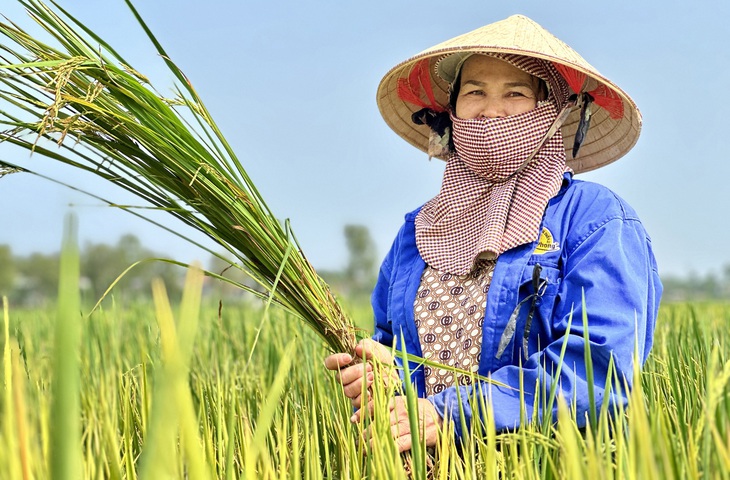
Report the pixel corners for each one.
[49,214,82,480]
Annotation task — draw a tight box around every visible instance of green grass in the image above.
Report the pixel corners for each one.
[1,248,729,478]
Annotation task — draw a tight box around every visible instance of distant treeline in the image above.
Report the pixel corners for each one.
[0,230,721,306]
[0,234,185,306]
[0,225,379,308]
[660,267,730,303]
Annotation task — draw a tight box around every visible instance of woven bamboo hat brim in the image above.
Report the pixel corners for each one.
[376,15,641,173]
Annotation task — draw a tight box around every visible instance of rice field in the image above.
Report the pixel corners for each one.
[0,238,729,480]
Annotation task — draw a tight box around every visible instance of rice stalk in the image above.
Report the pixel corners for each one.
[3,301,35,480]
[556,395,584,479]
[2,296,21,480]
[138,268,212,480]
[0,0,357,355]
[243,339,295,479]
[11,343,33,480]
[48,214,82,480]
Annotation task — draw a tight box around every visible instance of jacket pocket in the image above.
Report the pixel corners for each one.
[494,261,561,366]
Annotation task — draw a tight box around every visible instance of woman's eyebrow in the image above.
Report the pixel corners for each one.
[461,79,534,89]
[462,79,486,87]
[504,81,534,88]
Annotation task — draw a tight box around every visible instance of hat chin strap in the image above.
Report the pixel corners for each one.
[503,94,579,182]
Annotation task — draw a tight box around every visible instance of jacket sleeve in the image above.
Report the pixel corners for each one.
[428,213,662,438]
[371,245,395,349]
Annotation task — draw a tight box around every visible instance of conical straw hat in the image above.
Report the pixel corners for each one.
[376,15,641,173]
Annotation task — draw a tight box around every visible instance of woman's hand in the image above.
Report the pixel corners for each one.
[354,397,443,453]
[324,338,396,409]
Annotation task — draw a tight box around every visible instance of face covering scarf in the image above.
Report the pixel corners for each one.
[415,101,567,275]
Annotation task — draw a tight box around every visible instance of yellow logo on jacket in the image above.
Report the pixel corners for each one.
[534,227,560,254]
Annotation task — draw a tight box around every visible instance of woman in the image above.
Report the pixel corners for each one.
[325,15,661,452]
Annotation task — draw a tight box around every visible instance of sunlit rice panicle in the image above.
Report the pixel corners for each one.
[0,0,357,354]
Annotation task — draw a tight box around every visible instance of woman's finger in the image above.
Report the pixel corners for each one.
[342,371,374,399]
[351,397,377,423]
[323,353,352,371]
[355,338,393,363]
[394,433,413,453]
[337,362,372,386]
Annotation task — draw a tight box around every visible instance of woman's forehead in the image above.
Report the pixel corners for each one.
[461,55,535,80]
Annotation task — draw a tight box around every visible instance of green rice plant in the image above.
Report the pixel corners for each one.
[138,266,212,479]
[0,0,357,356]
[2,296,20,480]
[48,214,82,480]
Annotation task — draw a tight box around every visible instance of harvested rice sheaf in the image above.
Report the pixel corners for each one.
[0,0,358,354]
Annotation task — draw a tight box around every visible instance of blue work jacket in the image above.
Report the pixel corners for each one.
[371,174,662,439]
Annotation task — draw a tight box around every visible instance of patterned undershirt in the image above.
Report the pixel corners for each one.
[413,260,496,396]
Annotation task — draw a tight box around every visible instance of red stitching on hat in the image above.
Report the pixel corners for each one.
[397,59,446,112]
[552,63,624,119]
[588,84,624,120]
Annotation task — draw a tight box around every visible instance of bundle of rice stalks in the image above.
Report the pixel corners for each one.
[0,0,358,354]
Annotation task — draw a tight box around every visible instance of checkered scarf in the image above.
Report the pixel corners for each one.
[416,89,568,275]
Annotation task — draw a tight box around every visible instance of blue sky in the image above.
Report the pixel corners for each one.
[1,0,728,278]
